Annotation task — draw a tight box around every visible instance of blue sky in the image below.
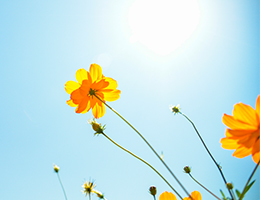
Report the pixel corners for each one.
[0,0,259,200]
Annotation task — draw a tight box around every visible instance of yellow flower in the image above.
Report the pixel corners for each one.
[159,191,177,200]
[65,63,121,119]
[220,95,260,164]
[82,181,96,197]
[183,191,202,200]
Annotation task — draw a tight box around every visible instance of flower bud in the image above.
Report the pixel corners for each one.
[88,119,105,134]
[149,186,157,196]
[53,164,60,173]
[226,183,233,190]
[183,166,191,173]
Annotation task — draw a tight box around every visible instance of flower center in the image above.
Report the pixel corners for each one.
[89,88,96,96]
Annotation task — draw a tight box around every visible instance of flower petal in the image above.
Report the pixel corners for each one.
[76,96,90,113]
[102,90,121,101]
[233,102,258,127]
[256,95,260,124]
[190,191,202,200]
[76,68,90,84]
[71,89,84,104]
[159,191,177,200]
[89,63,103,82]
[103,77,118,90]
[222,114,257,130]
[233,145,252,158]
[65,81,80,94]
[220,137,240,150]
[226,129,254,137]
[67,99,77,107]
[252,138,260,164]
[92,101,105,119]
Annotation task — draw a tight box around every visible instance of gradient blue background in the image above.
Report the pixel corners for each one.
[0,0,259,200]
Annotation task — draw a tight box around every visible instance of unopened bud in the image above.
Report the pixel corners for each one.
[170,105,180,114]
[149,186,157,196]
[88,119,105,134]
[53,164,59,173]
[226,183,233,190]
[183,166,191,174]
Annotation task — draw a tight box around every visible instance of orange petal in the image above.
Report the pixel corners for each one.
[191,191,202,200]
[159,191,177,200]
[233,145,252,158]
[252,138,260,164]
[89,63,103,82]
[226,129,254,137]
[71,89,84,104]
[67,99,77,107]
[65,81,80,94]
[256,95,260,124]
[76,96,90,113]
[76,68,90,84]
[222,114,257,130]
[233,102,258,127]
[92,79,109,90]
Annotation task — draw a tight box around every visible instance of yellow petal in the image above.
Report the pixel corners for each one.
[220,137,239,150]
[190,191,202,200]
[233,102,258,127]
[103,77,118,90]
[89,63,103,82]
[159,191,177,200]
[65,81,80,94]
[102,90,121,101]
[252,139,260,164]
[66,99,77,107]
[222,114,257,130]
[76,68,89,84]
[92,101,105,119]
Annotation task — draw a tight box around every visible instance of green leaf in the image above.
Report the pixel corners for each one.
[220,190,227,200]
[239,180,256,200]
[235,189,241,198]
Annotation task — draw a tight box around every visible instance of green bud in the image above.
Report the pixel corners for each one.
[183,166,191,173]
[149,186,157,196]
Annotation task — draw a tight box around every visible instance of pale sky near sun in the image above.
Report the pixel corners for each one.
[0,0,259,200]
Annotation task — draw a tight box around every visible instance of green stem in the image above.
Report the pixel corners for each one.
[57,173,68,200]
[102,132,183,199]
[239,160,260,200]
[94,95,192,199]
[188,173,221,200]
[179,112,235,200]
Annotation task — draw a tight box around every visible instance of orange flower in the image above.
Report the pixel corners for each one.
[65,64,121,119]
[159,191,177,200]
[221,95,260,164]
[183,191,202,200]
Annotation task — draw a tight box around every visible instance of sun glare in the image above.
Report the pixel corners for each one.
[128,0,200,55]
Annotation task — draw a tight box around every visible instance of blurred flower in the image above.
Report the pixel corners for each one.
[88,118,105,135]
[95,190,106,199]
[170,104,180,115]
[82,181,96,197]
[65,64,121,119]
[183,166,191,174]
[53,164,59,173]
[220,95,260,163]
[159,191,177,200]
[183,191,202,200]
[149,186,157,196]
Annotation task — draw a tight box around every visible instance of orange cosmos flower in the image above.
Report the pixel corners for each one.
[159,191,177,200]
[221,95,260,164]
[182,191,202,200]
[65,64,121,119]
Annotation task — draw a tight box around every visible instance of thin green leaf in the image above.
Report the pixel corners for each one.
[244,180,255,194]
[220,190,226,200]
[235,189,241,198]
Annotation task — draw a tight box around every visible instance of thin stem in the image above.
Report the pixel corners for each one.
[57,173,68,200]
[102,132,183,199]
[94,95,192,199]
[239,160,260,200]
[188,173,221,200]
[179,112,235,200]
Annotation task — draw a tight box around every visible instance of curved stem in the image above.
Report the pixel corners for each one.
[57,173,68,200]
[94,95,192,199]
[239,160,260,200]
[102,132,183,199]
[188,173,221,200]
[179,112,235,200]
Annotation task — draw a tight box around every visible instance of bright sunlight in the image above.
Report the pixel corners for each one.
[128,0,200,55]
